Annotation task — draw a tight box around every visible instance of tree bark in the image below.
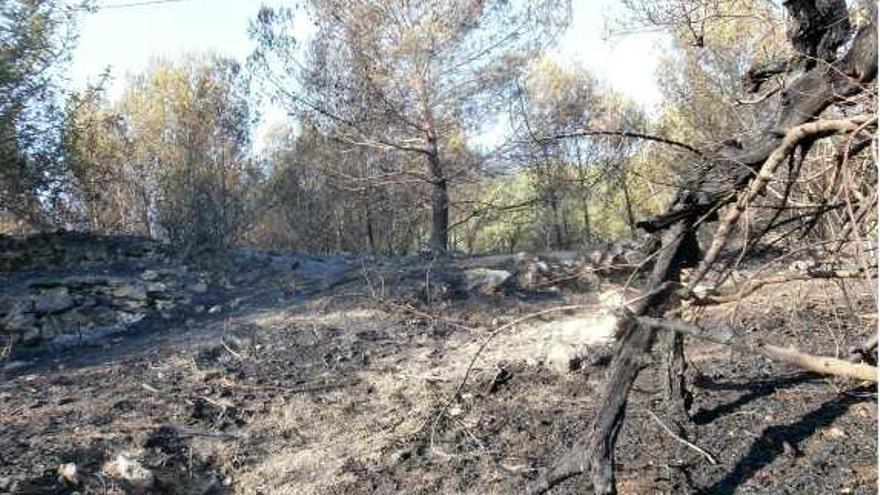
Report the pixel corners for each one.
[663,331,691,425]
[620,172,636,237]
[428,153,449,255]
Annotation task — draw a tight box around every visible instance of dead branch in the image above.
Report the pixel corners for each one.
[691,266,877,305]
[637,316,878,382]
[688,115,877,291]
[545,129,704,157]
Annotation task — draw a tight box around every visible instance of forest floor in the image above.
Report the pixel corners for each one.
[0,250,876,494]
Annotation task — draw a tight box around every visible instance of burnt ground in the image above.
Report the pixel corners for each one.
[0,254,876,495]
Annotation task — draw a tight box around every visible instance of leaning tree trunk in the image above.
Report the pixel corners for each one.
[528,1,877,493]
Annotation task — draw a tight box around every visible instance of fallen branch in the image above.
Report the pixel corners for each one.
[637,315,878,382]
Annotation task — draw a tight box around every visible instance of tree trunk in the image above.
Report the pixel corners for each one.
[549,195,564,249]
[428,153,449,255]
[365,189,376,253]
[663,331,691,427]
[582,195,591,242]
[621,173,636,237]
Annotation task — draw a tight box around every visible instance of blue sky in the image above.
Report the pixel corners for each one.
[70,0,667,148]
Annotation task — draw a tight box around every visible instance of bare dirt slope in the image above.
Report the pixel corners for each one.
[0,249,876,495]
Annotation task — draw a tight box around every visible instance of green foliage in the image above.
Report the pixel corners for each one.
[0,0,81,228]
[65,55,258,252]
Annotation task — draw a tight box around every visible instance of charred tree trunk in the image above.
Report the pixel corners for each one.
[663,331,691,426]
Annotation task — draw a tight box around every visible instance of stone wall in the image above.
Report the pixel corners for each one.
[0,232,203,351]
[0,231,169,273]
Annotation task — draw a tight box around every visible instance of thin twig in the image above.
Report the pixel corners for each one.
[643,409,718,465]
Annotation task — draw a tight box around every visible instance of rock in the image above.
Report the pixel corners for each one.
[140,270,160,281]
[0,476,18,492]
[145,282,167,293]
[516,262,538,290]
[34,287,73,314]
[117,312,145,325]
[20,327,41,345]
[208,305,222,314]
[111,284,148,301]
[462,268,513,293]
[156,300,176,311]
[57,462,78,485]
[0,297,32,316]
[2,360,29,373]
[540,314,617,374]
[1,310,37,333]
[546,341,585,374]
[188,281,208,293]
[107,453,154,488]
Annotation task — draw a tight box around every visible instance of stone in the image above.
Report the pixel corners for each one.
[111,284,148,301]
[140,270,160,281]
[540,314,618,374]
[146,282,167,293]
[0,476,18,492]
[208,305,222,314]
[155,300,176,311]
[117,312,145,325]
[2,360,29,373]
[0,296,32,316]
[33,287,73,314]
[57,463,78,485]
[188,281,208,293]
[1,310,37,333]
[20,327,41,346]
[461,268,513,293]
[546,341,585,374]
[108,453,154,488]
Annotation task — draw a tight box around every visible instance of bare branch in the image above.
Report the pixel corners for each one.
[637,315,878,382]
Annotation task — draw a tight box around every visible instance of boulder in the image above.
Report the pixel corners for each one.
[33,287,74,314]
[461,268,513,294]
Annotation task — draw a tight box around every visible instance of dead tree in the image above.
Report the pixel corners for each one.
[528,0,877,493]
